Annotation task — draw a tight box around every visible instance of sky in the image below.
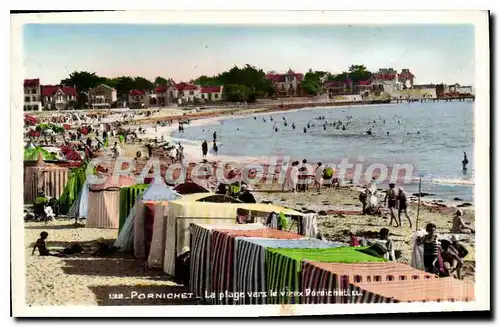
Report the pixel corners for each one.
[23,24,475,86]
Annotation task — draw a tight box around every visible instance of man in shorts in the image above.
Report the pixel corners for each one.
[384,183,398,227]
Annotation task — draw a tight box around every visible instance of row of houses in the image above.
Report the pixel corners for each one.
[23,79,77,111]
[23,78,224,111]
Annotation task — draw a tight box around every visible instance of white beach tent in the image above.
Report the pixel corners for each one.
[67,181,90,219]
[114,180,181,255]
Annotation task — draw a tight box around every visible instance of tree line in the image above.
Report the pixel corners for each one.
[59,64,375,108]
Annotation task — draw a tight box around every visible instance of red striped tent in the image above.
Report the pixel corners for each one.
[188,223,265,302]
[348,277,475,303]
[23,153,69,203]
[210,228,303,305]
[86,175,135,229]
[265,247,386,305]
[301,261,438,304]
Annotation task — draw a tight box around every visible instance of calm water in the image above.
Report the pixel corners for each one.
[172,101,475,201]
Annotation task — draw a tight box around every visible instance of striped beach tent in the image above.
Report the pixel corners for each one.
[24,153,69,203]
[162,193,304,276]
[265,247,386,305]
[348,277,475,303]
[189,223,265,302]
[86,175,135,229]
[134,182,181,262]
[233,237,346,305]
[119,184,148,232]
[301,261,438,304]
[209,228,304,305]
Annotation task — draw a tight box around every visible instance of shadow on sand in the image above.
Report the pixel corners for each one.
[89,284,202,306]
[24,223,86,230]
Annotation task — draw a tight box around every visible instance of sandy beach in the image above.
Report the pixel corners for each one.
[24,103,476,306]
[25,220,198,306]
[253,186,476,282]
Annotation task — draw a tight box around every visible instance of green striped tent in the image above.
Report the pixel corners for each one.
[119,184,149,232]
[265,247,386,305]
[58,164,87,215]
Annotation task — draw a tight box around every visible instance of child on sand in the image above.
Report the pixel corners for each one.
[32,231,49,256]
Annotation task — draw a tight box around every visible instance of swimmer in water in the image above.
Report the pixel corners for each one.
[324,125,326,131]
[462,152,469,172]
[254,117,257,120]
[307,123,310,129]
[367,129,372,136]
[342,125,346,131]
[275,127,278,132]
[387,132,390,136]
[417,131,420,134]
[303,127,307,133]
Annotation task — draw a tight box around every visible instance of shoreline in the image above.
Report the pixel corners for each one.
[129,104,474,210]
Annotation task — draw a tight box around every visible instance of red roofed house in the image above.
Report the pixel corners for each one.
[128,89,151,108]
[323,78,354,96]
[175,83,200,104]
[371,68,403,96]
[41,85,77,110]
[200,85,223,102]
[354,79,373,95]
[265,69,304,97]
[154,85,177,106]
[24,79,42,111]
[398,69,415,89]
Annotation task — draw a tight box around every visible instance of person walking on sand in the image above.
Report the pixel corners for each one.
[213,142,219,156]
[202,140,208,158]
[314,162,324,193]
[384,183,399,227]
[397,187,412,228]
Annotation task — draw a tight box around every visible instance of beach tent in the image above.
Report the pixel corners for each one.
[86,175,135,229]
[163,193,304,276]
[301,261,438,304]
[119,184,149,232]
[232,237,346,305]
[58,163,87,215]
[67,181,90,219]
[114,205,136,252]
[189,223,266,300]
[24,153,69,203]
[134,182,181,262]
[173,182,210,195]
[349,277,474,303]
[265,247,386,304]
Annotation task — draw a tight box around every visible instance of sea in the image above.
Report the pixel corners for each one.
[171,101,475,202]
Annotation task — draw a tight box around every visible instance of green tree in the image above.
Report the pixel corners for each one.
[133,77,154,92]
[155,76,168,86]
[223,84,252,102]
[60,71,104,109]
[60,71,103,92]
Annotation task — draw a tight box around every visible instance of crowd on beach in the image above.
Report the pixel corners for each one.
[24,107,475,293]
